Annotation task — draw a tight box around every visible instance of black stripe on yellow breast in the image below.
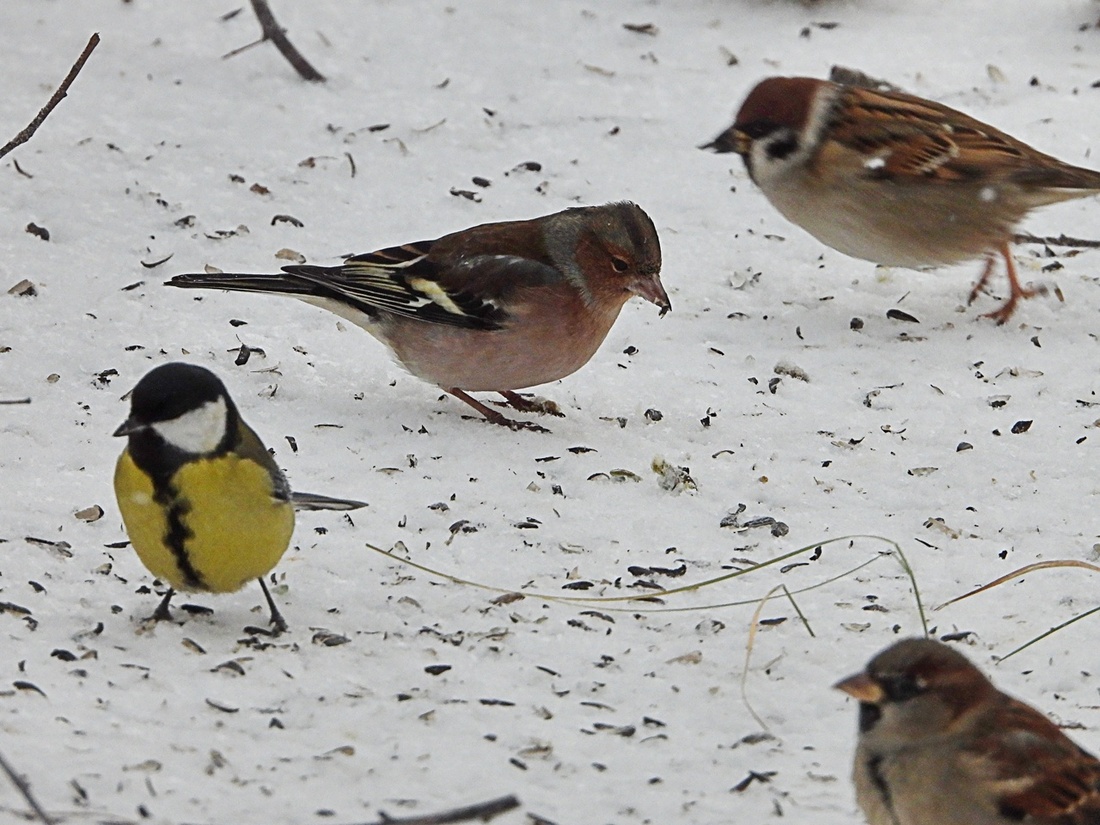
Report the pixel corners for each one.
[160,485,205,590]
[114,449,295,594]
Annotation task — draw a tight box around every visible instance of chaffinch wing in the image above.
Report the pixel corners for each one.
[168,201,668,431]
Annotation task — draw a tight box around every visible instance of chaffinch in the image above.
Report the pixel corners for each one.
[169,202,669,430]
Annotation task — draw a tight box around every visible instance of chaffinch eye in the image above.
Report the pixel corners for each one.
[611,257,629,273]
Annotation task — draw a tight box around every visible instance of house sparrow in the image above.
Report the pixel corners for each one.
[834,637,1100,825]
[704,76,1100,323]
[169,202,669,431]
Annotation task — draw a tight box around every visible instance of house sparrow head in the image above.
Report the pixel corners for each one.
[834,638,997,750]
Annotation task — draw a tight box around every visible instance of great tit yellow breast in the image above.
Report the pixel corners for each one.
[114,448,295,594]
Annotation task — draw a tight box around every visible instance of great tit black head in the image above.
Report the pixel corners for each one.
[114,362,239,458]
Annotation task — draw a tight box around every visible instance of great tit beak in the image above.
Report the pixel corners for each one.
[113,418,146,438]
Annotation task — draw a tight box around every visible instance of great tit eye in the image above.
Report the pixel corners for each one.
[611,257,629,273]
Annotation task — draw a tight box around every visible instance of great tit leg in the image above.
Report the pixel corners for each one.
[150,587,176,622]
[258,577,288,635]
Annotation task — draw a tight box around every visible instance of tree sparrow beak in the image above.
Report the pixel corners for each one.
[700,126,751,156]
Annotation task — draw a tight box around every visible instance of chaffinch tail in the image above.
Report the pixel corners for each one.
[169,202,669,431]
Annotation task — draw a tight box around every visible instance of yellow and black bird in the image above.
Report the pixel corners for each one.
[113,362,364,632]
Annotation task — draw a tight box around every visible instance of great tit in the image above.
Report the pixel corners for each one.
[113,362,364,633]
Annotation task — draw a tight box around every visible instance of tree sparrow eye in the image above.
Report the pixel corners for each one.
[764,134,800,161]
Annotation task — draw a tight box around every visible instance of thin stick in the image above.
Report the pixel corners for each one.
[362,794,520,825]
[0,33,100,161]
[0,750,54,825]
[243,0,325,82]
[1014,231,1100,249]
[891,542,929,638]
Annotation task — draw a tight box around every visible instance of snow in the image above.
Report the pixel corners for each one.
[2,1,1100,823]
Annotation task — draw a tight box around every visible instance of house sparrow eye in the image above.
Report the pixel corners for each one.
[611,257,629,273]
[882,673,923,702]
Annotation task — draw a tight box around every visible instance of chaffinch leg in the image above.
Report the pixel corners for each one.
[447,389,550,433]
[499,391,565,418]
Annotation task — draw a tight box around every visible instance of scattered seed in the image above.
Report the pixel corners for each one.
[205,698,239,713]
[75,505,104,522]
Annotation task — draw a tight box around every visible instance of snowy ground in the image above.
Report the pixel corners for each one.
[3,1,1100,823]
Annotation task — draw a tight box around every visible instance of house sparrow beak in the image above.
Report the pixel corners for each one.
[630,274,671,317]
[833,672,885,703]
[700,126,750,156]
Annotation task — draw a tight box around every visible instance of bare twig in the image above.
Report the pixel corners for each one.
[236,0,326,82]
[0,750,54,825]
[1014,231,1100,249]
[360,794,520,825]
[0,33,100,161]
[0,398,32,405]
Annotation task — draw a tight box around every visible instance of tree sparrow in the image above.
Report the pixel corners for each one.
[835,637,1100,825]
[169,202,669,431]
[704,76,1100,323]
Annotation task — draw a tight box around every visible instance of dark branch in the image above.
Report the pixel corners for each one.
[0,33,100,161]
[0,750,54,825]
[1014,231,1100,249]
[354,794,521,825]
[245,0,325,82]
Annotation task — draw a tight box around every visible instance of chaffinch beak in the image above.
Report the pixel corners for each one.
[630,273,672,317]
